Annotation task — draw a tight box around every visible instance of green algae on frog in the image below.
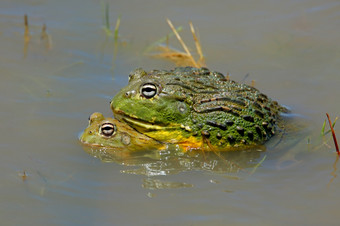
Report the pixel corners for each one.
[111,67,290,151]
[80,112,165,151]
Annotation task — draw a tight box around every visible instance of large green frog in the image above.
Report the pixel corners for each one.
[80,112,165,151]
[111,67,289,151]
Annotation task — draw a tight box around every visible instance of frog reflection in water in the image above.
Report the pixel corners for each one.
[111,67,289,151]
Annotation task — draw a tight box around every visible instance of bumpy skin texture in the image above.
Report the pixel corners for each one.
[111,67,289,151]
[80,112,164,151]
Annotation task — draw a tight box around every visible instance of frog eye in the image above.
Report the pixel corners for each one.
[100,123,116,137]
[140,83,158,99]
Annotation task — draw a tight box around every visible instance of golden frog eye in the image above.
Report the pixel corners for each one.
[100,123,116,137]
[140,83,158,99]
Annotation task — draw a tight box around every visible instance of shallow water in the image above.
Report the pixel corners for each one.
[1,0,339,225]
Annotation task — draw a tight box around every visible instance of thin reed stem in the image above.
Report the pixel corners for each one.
[326,113,339,155]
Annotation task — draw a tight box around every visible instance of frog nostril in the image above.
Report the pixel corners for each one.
[125,90,136,98]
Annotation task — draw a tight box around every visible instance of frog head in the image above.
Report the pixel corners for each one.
[111,68,194,143]
[79,112,164,150]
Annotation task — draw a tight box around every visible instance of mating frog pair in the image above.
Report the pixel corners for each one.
[80,67,289,152]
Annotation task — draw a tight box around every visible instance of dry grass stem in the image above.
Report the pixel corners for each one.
[149,20,206,67]
[151,45,194,67]
[166,19,199,67]
[24,14,30,40]
[189,21,205,65]
[24,14,31,58]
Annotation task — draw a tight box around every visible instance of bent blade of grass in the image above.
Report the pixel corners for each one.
[114,15,121,41]
[322,116,338,136]
[321,120,326,136]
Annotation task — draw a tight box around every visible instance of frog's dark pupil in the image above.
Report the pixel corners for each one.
[100,123,115,137]
[141,83,157,98]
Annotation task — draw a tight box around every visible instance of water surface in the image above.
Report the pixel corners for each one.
[0,0,339,225]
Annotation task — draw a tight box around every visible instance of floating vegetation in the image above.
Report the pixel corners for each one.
[147,19,206,67]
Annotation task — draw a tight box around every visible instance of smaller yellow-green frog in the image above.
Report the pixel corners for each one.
[79,112,165,151]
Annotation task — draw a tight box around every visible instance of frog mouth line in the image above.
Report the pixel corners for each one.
[113,109,178,131]
[79,137,106,147]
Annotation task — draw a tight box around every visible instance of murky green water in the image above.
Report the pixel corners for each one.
[1,0,339,225]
